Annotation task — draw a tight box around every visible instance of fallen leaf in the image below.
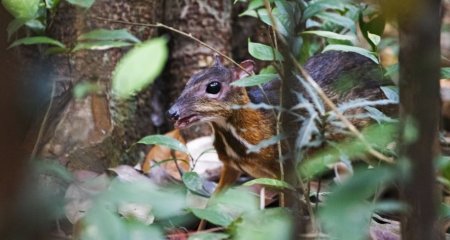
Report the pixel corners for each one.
[142,129,190,180]
[64,171,110,223]
[118,202,155,225]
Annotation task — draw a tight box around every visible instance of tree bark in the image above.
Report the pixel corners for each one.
[28,0,162,172]
[396,0,442,239]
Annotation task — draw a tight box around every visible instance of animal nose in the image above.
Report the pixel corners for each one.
[167,107,180,121]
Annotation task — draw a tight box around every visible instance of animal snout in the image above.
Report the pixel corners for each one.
[167,106,180,121]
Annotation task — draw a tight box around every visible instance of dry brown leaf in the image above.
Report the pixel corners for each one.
[142,129,190,180]
[370,214,401,240]
[142,130,221,182]
[109,165,152,183]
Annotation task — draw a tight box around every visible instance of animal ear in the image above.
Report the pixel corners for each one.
[233,60,255,80]
[213,54,224,67]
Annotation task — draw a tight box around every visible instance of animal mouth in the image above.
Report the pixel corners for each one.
[174,114,200,128]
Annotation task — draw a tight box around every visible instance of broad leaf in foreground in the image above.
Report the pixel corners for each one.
[112,37,168,99]
[137,134,187,153]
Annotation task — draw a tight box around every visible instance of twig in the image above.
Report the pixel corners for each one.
[262,0,289,209]
[260,187,266,210]
[91,16,250,74]
[263,1,318,230]
[30,77,56,160]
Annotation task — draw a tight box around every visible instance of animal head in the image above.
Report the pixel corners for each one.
[168,56,255,128]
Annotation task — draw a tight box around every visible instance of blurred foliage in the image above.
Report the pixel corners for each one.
[112,37,168,99]
[81,178,186,240]
[138,132,188,153]
[4,0,447,239]
[319,167,404,240]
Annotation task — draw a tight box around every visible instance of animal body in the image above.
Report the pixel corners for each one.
[168,51,391,192]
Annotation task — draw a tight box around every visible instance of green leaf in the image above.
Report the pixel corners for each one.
[210,187,259,212]
[326,167,395,205]
[243,178,294,190]
[440,203,450,218]
[438,156,450,182]
[323,44,379,63]
[33,161,73,183]
[246,0,264,10]
[45,46,69,55]
[126,222,164,240]
[105,180,186,219]
[234,208,292,240]
[337,98,396,113]
[78,29,141,43]
[302,30,356,42]
[73,81,100,99]
[1,0,40,19]
[231,73,278,87]
[367,32,381,47]
[317,12,356,32]
[364,106,396,123]
[45,0,61,10]
[248,41,283,61]
[138,134,187,153]
[9,36,66,49]
[303,0,345,20]
[259,65,277,74]
[191,187,259,227]
[73,41,132,51]
[240,9,289,36]
[442,67,450,79]
[384,63,398,78]
[25,19,46,32]
[188,233,229,240]
[82,206,127,240]
[112,37,168,99]
[243,0,275,10]
[359,11,385,51]
[319,167,396,240]
[6,18,26,40]
[182,172,213,197]
[299,124,396,179]
[380,86,399,102]
[65,0,94,8]
[373,201,405,213]
[190,207,235,227]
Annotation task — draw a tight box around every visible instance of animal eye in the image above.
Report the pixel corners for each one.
[206,81,221,94]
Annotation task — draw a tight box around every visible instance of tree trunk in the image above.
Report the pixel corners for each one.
[0,7,28,239]
[396,0,442,239]
[28,0,162,172]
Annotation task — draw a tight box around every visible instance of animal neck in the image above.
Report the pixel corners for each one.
[213,104,274,147]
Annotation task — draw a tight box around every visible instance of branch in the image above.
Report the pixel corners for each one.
[91,16,250,75]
